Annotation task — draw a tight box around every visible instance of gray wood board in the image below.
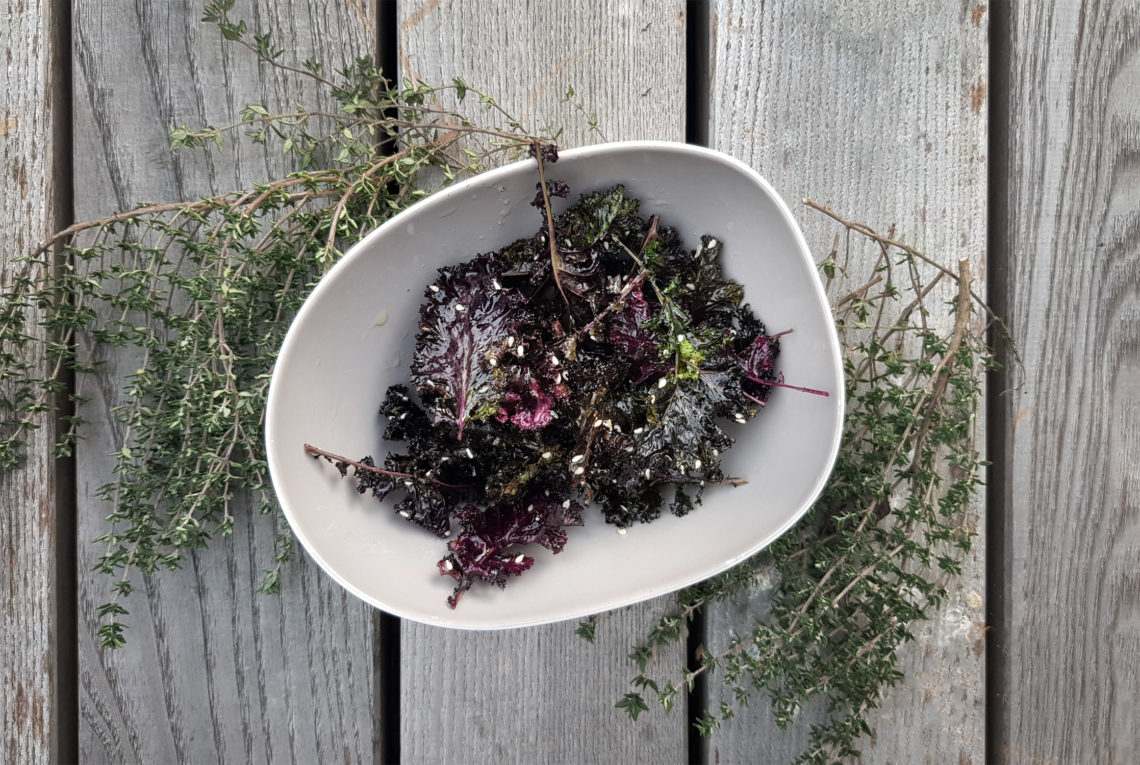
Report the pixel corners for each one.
[1,1,66,762]
[997,1,1140,762]
[72,1,382,762]
[704,1,988,762]
[396,1,690,762]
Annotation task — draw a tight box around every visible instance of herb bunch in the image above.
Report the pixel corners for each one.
[603,206,995,763]
[0,2,556,647]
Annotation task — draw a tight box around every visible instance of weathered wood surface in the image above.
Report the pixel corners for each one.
[704,1,988,762]
[1,2,67,763]
[396,1,690,762]
[73,2,382,762]
[5,0,1135,761]
[995,1,1140,763]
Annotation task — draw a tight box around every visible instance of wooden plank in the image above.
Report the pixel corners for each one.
[72,2,382,762]
[996,2,1140,762]
[0,1,67,763]
[397,2,689,762]
[705,2,988,762]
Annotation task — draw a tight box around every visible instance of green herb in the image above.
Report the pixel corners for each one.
[0,4,549,647]
[601,204,1000,763]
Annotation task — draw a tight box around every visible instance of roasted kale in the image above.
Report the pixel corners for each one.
[310,178,796,607]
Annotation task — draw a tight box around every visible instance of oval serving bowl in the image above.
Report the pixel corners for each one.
[265,141,844,629]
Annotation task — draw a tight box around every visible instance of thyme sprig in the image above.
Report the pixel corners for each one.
[0,5,550,647]
[601,208,996,763]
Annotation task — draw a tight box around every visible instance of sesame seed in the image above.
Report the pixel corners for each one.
[644,468,652,480]
[708,237,718,248]
[399,509,411,518]
[735,417,747,424]
[633,427,644,435]
[734,412,743,420]
[489,357,497,367]
[464,448,474,459]
[514,554,525,564]
[515,344,525,357]
[506,336,516,347]
[444,558,453,570]
[428,284,440,293]
[571,454,585,464]
[541,451,553,460]
[658,377,668,389]
[527,504,534,511]
[492,278,502,290]
[550,354,560,366]
[399,412,408,420]
[617,528,627,536]
[562,499,571,508]
[712,448,719,456]
[676,333,685,342]
[593,419,603,428]
[403,480,414,487]
[573,466,585,476]
[454,303,466,312]
[686,282,696,290]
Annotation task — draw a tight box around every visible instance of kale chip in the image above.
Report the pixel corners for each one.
[309,172,826,608]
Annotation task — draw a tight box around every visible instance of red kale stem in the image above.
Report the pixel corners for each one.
[532,141,572,317]
[742,391,767,407]
[579,216,661,337]
[746,375,830,397]
[303,443,472,488]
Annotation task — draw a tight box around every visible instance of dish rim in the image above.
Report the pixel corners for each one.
[265,139,845,629]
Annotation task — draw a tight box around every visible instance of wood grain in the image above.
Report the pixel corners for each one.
[72,2,382,762]
[997,1,1140,762]
[705,2,988,762]
[397,2,689,762]
[1,2,67,763]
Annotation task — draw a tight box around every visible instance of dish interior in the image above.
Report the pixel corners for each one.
[266,142,844,628]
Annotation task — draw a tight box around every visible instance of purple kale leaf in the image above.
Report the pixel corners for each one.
[495,377,555,430]
[439,494,584,607]
[411,254,527,439]
[531,179,570,208]
[593,381,736,527]
[556,185,640,251]
[607,284,670,384]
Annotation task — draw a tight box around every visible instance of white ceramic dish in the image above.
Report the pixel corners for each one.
[265,141,844,629]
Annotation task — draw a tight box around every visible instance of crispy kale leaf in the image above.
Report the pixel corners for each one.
[439,495,584,607]
[313,174,806,608]
[410,254,527,439]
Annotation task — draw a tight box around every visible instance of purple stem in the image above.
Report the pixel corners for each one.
[747,375,830,397]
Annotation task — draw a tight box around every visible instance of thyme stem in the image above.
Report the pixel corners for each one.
[303,444,470,489]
